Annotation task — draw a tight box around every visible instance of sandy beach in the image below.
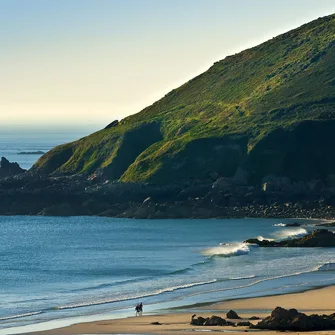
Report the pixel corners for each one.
[26,285,335,335]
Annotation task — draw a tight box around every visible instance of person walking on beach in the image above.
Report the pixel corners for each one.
[135,302,143,316]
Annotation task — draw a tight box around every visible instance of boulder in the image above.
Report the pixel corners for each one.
[254,307,335,331]
[190,315,207,326]
[227,310,241,319]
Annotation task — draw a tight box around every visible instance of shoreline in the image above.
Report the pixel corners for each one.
[22,285,335,335]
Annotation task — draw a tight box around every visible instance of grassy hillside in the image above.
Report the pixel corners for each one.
[34,14,335,184]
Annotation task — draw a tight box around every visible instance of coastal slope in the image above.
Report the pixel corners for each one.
[32,14,335,185]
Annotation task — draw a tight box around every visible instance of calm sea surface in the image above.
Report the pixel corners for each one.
[0,126,97,170]
[0,129,334,334]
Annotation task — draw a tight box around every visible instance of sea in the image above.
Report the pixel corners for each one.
[0,126,99,170]
[0,129,335,334]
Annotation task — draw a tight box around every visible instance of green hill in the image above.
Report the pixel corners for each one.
[34,14,335,184]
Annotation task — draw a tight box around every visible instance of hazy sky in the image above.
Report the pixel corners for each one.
[1,0,335,129]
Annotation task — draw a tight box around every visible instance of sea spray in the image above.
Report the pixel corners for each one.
[202,242,251,257]
[273,228,308,240]
[316,262,335,271]
[274,223,287,227]
[257,236,274,241]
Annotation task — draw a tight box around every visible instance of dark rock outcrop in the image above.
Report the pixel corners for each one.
[316,221,335,227]
[285,222,301,227]
[38,203,76,216]
[0,157,26,178]
[254,307,335,331]
[245,229,335,247]
[227,310,241,319]
[104,120,119,129]
[190,315,234,326]
[3,169,335,218]
[249,120,335,183]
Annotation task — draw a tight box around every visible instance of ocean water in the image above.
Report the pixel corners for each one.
[0,216,334,334]
[0,126,97,170]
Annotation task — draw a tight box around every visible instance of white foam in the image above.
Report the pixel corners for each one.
[0,311,42,321]
[316,262,335,271]
[273,228,308,240]
[202,243,251,257]
[229,275,256,280]
[274,223,286,227]
[57,279,217,310]
[257,236,274,241]
[182,268,322,299]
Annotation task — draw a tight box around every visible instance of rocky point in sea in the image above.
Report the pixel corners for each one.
[0,157,26,179]
[244,229,335,247]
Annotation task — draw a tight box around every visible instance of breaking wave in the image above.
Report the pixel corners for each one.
[274,223,287,227]
[181,266,331,300]
[0,311,42,321]
[202,243,252,257]
[257,236,274,241]
[57,279,217,310]
[316,262,335,271]
[273,228,308,240]
[229,275,256,280]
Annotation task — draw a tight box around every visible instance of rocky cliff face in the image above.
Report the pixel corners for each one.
[248,120,335,182]
[32,14,335,185]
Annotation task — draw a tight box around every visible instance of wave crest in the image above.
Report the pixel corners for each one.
[274,223,286,227]
[57,279,217,310]
[257,236,274,241]
[273,228,308,240]
[202,243,251,257]
[316,262,335,271]
[0,311,42,321]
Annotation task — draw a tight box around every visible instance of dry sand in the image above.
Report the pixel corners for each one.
[26,286,335,335]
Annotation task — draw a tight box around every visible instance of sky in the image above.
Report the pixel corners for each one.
[0,0,335,130]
